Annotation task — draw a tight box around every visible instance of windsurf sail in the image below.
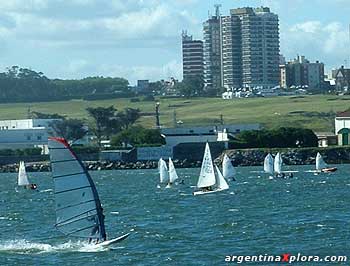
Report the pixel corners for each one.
[158,158,169,183]
[222,154,235,179]
[48,137,106,242]
[168,158,179,183]
[274,152,282,174]
[264,153,274,174]
[316,152,327,170]
[197,143,216,188]
[18,161,30,186]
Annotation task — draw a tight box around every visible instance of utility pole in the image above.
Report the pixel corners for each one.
[173,109,177,128]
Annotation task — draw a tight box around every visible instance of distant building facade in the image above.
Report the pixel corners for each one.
[334,66,350,92]
[203,5,222,94]
[0,119,60,152]
[335,110,350,146]
[182,31,204,81]
[221,7,280,89]
[280,55,324,89]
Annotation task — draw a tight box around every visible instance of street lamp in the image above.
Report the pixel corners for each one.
[155,102,160,128]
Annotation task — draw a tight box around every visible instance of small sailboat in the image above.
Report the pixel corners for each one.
[193,143,229,196]
[263,153,274,176]
[222,154,236,181]
[316,152,337,173]
[48,137,129,246]
[274,152,282,175]
[166,158,179,188]
[17,161,37,190]
[158,158,169,187]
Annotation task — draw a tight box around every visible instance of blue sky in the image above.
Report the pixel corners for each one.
[0,0,349,84]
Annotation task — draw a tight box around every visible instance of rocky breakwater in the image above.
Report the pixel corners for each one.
[217,147,350,166]
[0,159,202,173]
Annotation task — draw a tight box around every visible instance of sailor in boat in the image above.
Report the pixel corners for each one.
[202,186,213,192]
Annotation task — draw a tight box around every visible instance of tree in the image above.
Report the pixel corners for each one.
[235,127,318,148]
[118,108,140,129]
[50,119,87,143]
[111,126,165,147]
[181,75,204,97]
[86,106,120,148]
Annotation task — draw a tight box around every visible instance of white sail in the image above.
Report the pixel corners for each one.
[197,143,216,188]
[316,152,327,170]
[274,152,282,174]
[264,153,274,174]
[18,161,30,186]
[222,154,236,179]
[168,158,179,183]
[158,158,169,183]
[48,137,106,242]
[215,165,229,191]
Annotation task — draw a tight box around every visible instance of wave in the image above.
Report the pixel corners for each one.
[0,239,110,254]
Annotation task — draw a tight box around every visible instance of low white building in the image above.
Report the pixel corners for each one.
[161,124,260,147]
[0,119,60,153]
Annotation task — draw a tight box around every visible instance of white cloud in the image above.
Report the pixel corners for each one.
[281,20,350,69]
[290,21,322,34]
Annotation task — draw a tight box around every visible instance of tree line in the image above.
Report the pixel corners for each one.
[0,66,130,103]
[39,106,163,149]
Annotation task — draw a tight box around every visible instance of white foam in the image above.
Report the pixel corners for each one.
[0,239,109,254]
[39,189,53,193]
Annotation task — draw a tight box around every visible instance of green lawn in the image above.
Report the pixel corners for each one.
[1,95,348,131]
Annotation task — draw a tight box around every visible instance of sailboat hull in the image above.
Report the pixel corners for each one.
[95,233,130,247]
[193,188,228,196]
[321,167,337,173]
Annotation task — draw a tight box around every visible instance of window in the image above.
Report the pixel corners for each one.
[27,136,31,140]
[37,135,42,140]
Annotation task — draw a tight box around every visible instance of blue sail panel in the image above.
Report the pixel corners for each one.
[48,137,106,241]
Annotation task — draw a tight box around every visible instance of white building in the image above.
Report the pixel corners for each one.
[161,124,260,147]
[335,111,350,146]
[0,119,60,153]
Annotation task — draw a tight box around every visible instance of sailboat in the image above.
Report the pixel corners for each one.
[48,137,129,247]
[193,143,229,196]
[263,153,274,175]
[222,154,236,181]
[158,158,169,187]
[17,161,37,190]
[316,152,337,173]
[166,158,179,188]
[274,152,282,175]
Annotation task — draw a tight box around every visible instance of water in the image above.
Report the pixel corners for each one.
[0,165,349,265]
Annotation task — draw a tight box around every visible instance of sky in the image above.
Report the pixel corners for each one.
[0,0,349,84]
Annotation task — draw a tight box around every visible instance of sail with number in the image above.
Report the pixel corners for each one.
[274,152,282,174]
[158,158,169,183]
[18,161,30,186]
[48,137,106,242]
[264,153,274,174]
[222,154,235,180]
[197,143,216,188]
[316,152,327,171]
[168,158,179,183]
[215,165,229,191]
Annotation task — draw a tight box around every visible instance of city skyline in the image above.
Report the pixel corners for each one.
[0,0,349,84]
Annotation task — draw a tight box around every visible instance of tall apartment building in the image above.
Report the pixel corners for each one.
[182,31,204,80]
[203,5,222,94]
[221,7,280,89]
[280,55,324,89]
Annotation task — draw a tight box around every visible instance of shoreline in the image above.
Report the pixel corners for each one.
[1,146,348,173]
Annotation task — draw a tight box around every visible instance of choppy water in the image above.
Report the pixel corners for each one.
[0,165,349,265]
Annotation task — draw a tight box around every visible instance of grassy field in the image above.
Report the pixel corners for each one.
[1,95,349,131]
